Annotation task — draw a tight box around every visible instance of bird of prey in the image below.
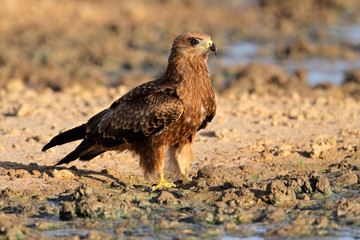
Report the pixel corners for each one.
[42,32,217,190]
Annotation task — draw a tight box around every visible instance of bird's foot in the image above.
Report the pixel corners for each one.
[151,173,176,190]
[152,180,176,191]
[181,173,190,185]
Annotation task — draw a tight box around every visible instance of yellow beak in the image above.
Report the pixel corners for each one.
[197,39,217,54]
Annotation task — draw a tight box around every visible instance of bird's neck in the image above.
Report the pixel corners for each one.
[163,53,209,83]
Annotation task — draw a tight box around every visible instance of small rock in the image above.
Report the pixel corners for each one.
[14,104,31,117]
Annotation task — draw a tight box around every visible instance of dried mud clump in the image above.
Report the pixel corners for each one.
[259,0,360,28]
[328,159,357,172]
[2,0,359,91]
[335,169,359,186]
[285,172,333,196]
[222,63,310,96]
[152,191,178,205]
[218,188,257,207]
[0,0,245,90]
[276,37,358,60]
[60,185,131,220]
[195,165,245,188]
[1,162,359,238]
[75,195,124,219]
[264,180,296,206]
[342,68,360,100]
[193,211,215,224]
[344,69,360,84]
[264,214,338,238]
[59,201,76,221]
[310,136,337,158]
[0,213,28,239]
[336,198,360,225]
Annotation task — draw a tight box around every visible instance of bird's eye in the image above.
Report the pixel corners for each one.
[190,38,199,45]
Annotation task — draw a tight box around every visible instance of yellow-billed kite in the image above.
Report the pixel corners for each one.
[42,32,217,189]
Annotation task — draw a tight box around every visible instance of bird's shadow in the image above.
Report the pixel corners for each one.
[0,161,197,193]
[0,161,119,183]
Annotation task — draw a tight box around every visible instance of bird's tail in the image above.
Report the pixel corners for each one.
[54,140,105,165]
[42,124,87,151]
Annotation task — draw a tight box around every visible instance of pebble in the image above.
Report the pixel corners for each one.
[15,104,31,117]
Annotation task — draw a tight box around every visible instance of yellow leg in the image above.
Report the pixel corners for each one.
[174,140,192,185]
[181,169,190,184]
[152,173,176,190]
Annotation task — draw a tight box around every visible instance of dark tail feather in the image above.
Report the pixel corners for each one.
[42,124,87,151]
[79,150,105,161]
[54,140,96,166]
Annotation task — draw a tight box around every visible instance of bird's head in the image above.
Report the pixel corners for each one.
[170,32,217,58]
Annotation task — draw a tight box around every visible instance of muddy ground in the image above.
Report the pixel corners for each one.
[1,0,360,90]
[1,79,360,239]
[1,0,360,239]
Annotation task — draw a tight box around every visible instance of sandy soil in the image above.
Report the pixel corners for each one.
[1,0,360,90]
[1,0,360,239]
[1,80,360,239]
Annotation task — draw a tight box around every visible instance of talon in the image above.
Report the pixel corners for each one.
[152,181,176,190]
[181,170,190,185]
[152,173,176,190]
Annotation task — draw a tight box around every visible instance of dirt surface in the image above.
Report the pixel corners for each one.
[1,0,360,239]
[1,80,360,239]
[1,0,360,90]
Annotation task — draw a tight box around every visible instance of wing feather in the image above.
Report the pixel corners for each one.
[86,91,183,148]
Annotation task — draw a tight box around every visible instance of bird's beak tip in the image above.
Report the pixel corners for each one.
[209,42,217,55]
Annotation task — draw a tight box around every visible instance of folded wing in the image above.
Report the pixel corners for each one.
[87,92,184,148]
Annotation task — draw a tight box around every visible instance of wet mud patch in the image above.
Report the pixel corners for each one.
[1,75,360,239]
[0,159,359,239]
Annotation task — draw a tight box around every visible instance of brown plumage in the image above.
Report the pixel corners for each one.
[42,32,217,189]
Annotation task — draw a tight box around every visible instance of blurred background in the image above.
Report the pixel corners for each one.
[0,0,359,96]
